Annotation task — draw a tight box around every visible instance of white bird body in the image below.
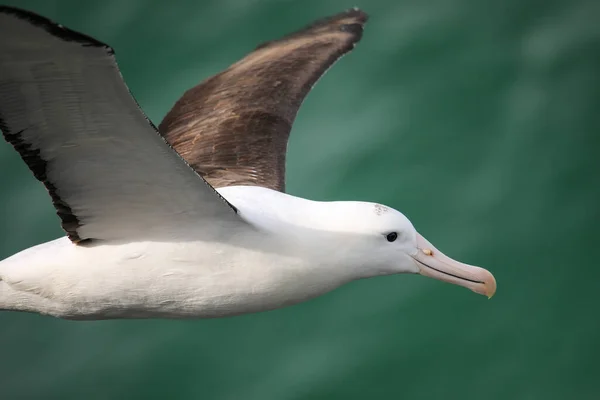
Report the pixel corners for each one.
[0,186,401,319]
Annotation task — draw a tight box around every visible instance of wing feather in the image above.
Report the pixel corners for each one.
[0,6,242,243]
[159,8,368,192]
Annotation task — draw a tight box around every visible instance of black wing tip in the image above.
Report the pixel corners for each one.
[255,8,369,50]
[327,7,369,24]
[340,22,364,37]
[301,7,368,35]
[0,5,114,54]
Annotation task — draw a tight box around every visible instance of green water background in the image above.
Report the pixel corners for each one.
[0,0,598,399]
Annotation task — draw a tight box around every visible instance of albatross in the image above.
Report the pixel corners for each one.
[0,7,496,320]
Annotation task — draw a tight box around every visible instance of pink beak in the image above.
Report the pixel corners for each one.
[412,233,497,298]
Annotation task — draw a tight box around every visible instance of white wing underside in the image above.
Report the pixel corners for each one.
[0,7,245,243]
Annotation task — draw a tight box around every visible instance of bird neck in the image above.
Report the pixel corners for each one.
[217,186,375,280]
[216,185,362,234]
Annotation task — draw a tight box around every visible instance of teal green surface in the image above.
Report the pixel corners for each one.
[1,0,599,399]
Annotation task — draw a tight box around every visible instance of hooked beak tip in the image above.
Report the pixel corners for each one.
[467,266,496,299]
[482,270,497,299]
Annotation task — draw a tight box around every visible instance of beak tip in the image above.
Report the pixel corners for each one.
[482,271,497,299]
[468,269,496,298]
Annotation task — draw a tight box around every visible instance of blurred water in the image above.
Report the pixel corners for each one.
[0,0,598,399]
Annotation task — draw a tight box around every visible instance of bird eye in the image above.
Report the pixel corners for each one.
[386,232,398,242]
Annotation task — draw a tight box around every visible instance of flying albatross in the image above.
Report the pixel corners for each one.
[0,6,496,320]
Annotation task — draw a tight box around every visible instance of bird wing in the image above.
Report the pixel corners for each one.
[0,6,244,244]
[159,8,368,192]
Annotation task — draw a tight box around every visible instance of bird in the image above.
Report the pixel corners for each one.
[0,6,496,320]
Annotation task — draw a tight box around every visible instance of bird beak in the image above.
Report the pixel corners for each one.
[412,233,496,298]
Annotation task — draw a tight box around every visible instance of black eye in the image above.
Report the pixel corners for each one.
[386,232,398,242]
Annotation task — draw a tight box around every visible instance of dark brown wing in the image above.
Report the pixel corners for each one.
[159,8,368,192]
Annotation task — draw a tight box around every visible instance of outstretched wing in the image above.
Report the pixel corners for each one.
[159,8,368,192]
[0,6,242,244]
